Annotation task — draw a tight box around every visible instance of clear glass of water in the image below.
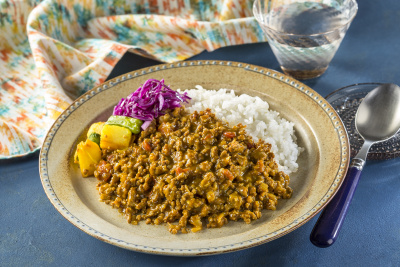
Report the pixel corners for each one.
[253,0,358,80]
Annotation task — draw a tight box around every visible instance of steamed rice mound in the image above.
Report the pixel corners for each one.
[179,86,302,175]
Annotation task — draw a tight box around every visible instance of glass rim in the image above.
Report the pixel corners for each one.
[253,0,358,37]
[325,82,383,99]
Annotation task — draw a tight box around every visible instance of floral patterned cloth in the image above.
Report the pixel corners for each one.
[0,0,266,159]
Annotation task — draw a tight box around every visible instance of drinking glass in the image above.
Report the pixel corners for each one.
[253,0,358,79]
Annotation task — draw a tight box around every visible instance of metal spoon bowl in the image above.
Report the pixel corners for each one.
[326,83,400,160]
[310,83,400,248]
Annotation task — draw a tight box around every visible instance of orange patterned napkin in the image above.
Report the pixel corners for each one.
[0,0,266,158]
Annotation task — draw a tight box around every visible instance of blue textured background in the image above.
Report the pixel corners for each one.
[1,0,400,266]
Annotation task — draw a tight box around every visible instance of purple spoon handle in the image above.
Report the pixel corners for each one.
[310,164,362,248]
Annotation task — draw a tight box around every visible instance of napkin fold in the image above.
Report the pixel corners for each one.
[0,0,266,158]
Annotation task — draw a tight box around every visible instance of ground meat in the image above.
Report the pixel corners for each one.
[94,107,292,234]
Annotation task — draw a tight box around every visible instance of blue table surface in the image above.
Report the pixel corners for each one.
[1,1,400,266]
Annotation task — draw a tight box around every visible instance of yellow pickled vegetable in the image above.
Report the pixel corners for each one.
[86,122,105,145]
[87,122,105,137]
[73,149,79,164]
[75,139,102,177]
[100,124,132,150]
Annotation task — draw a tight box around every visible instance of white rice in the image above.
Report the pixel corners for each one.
[178,85,302,175]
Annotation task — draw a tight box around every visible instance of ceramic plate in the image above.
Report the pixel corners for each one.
[39,61,349,256]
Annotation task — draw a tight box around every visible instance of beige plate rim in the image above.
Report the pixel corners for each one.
[39,60,349,256]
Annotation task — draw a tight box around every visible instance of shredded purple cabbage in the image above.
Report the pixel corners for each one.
[112,79,191,129]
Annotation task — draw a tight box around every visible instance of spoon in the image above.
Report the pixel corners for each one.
[310,83,400,248]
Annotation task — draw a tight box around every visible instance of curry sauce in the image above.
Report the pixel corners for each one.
[94,107,292,234]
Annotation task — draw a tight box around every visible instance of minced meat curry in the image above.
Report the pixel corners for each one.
[94,107,292,234]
